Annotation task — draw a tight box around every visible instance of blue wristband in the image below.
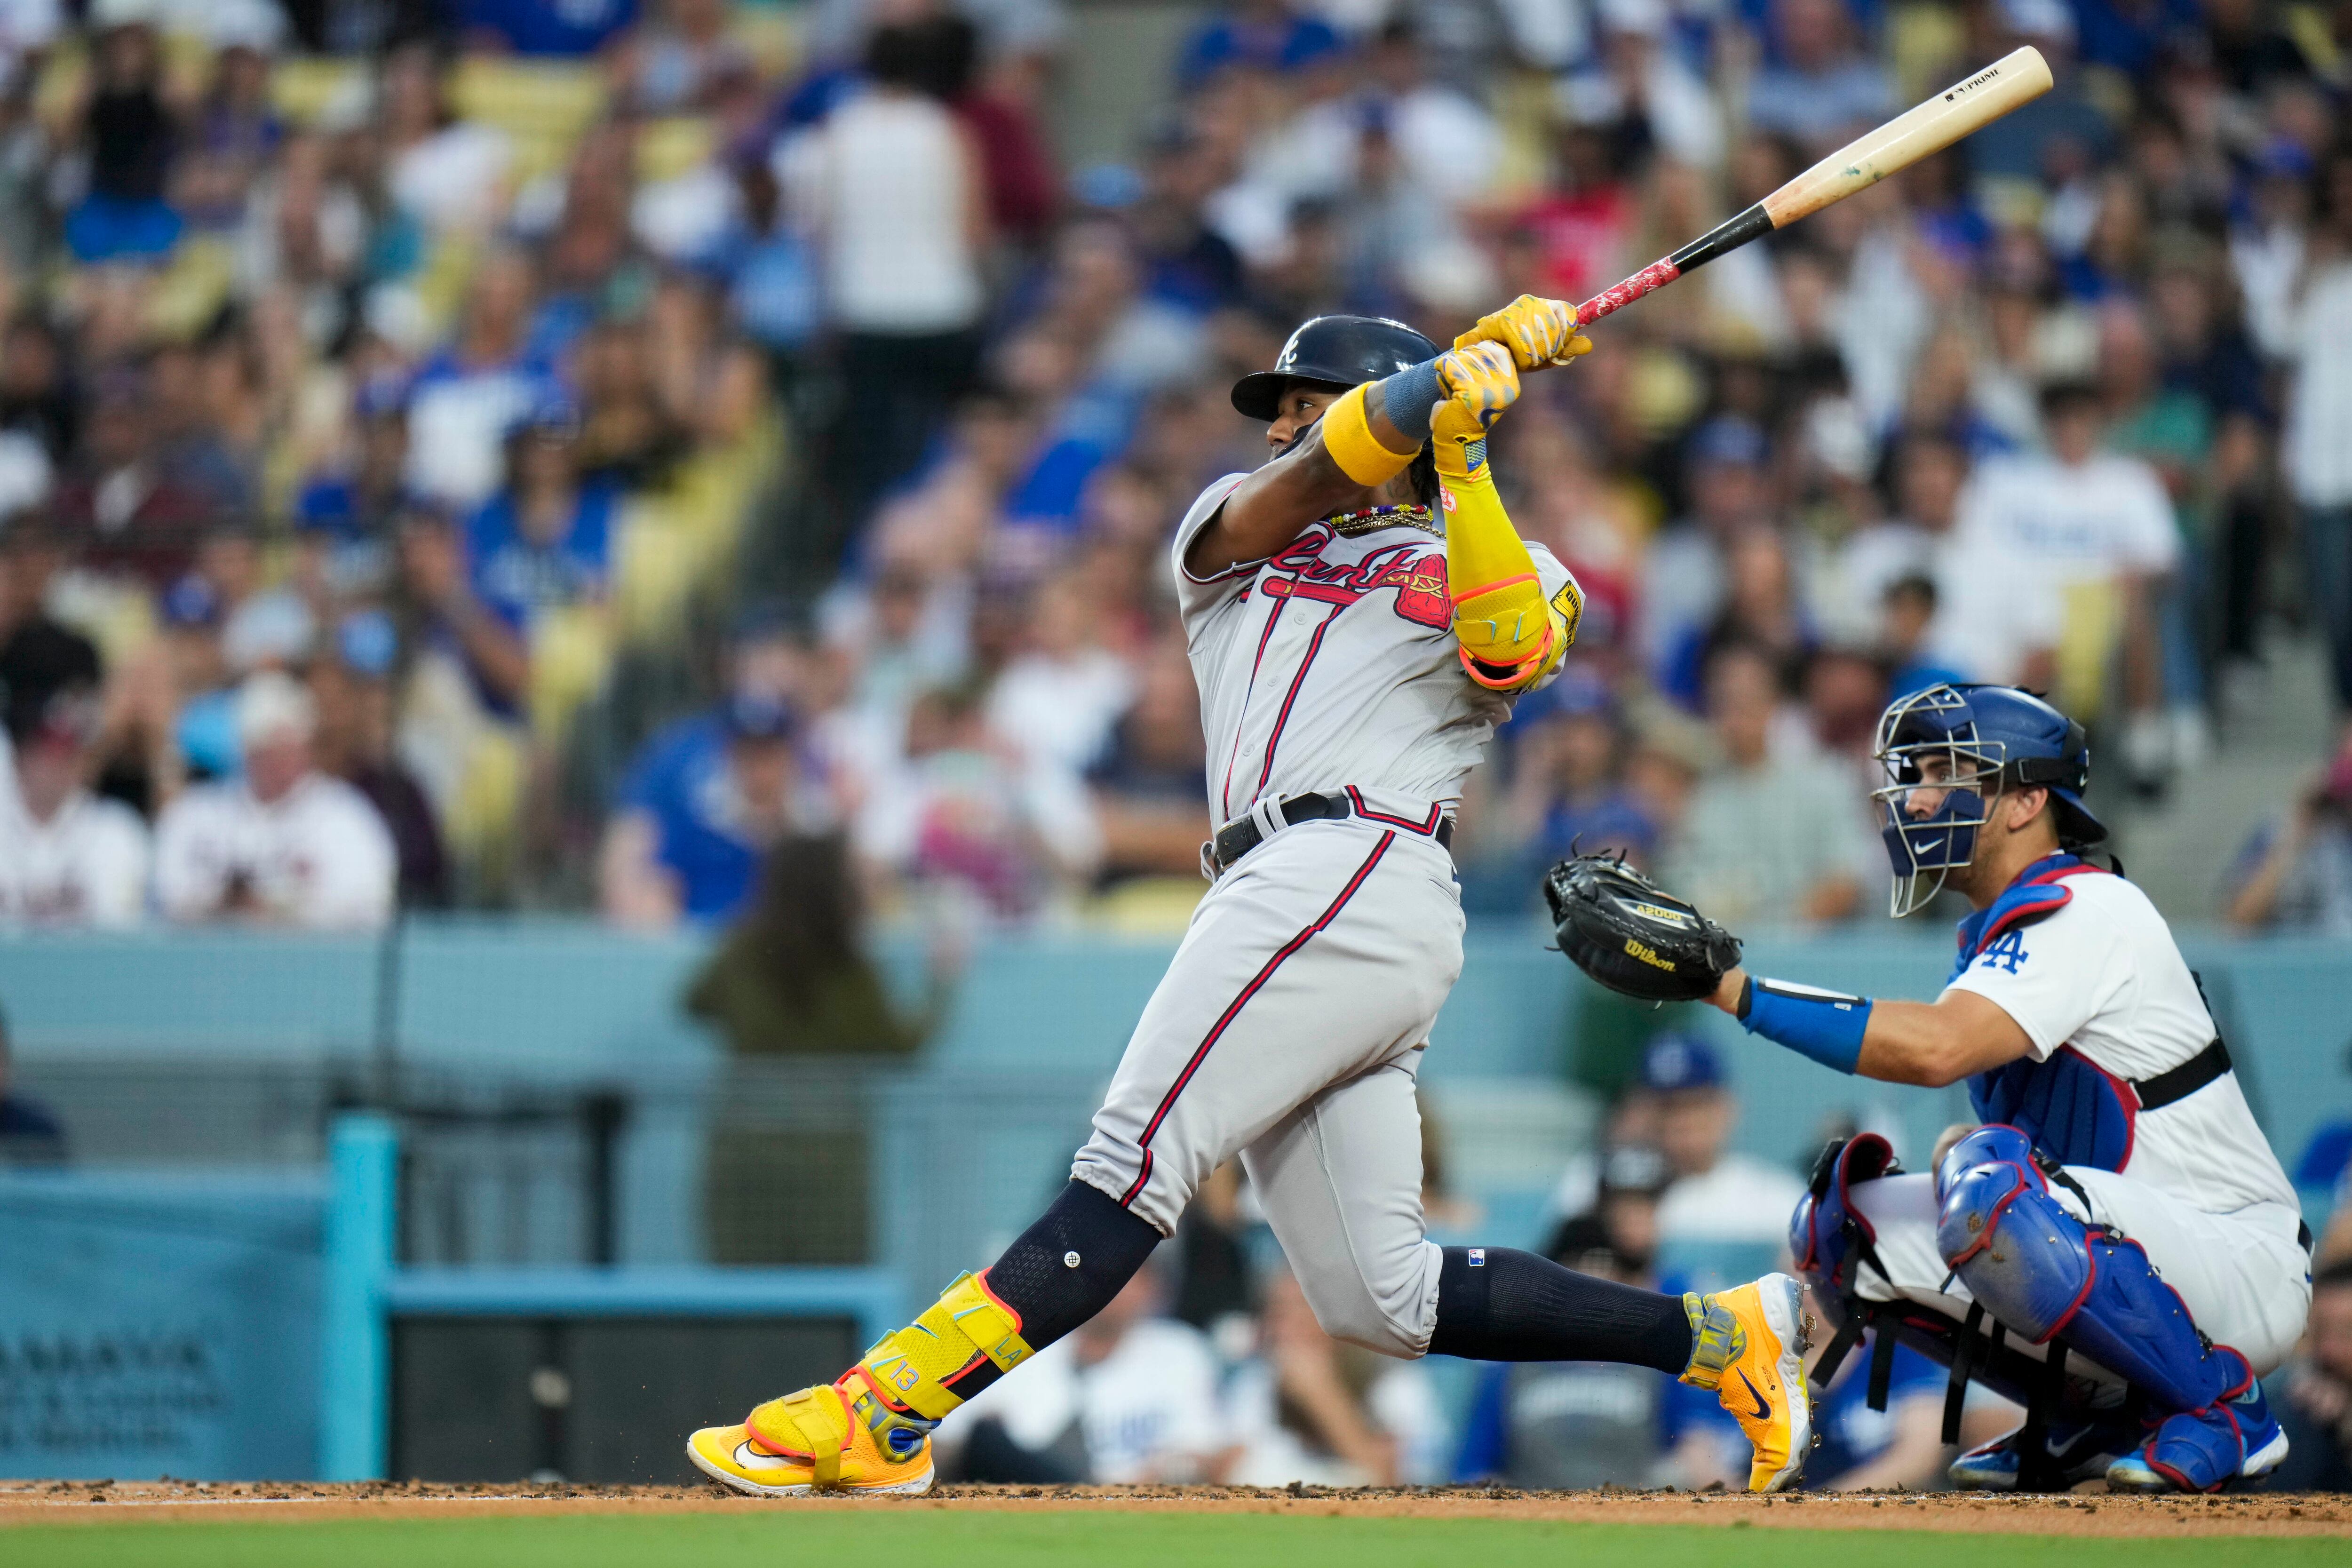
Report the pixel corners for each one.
[1738,976,1872,1075]
[1375,358,1445,444]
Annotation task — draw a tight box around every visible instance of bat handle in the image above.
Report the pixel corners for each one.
[1531,255,1688,369]
[1576,256,1684,329]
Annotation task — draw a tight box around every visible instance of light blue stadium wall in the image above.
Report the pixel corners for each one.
[1,922,2346,1481]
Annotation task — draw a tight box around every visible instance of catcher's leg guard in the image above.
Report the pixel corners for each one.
[1936,1127,2247,1420]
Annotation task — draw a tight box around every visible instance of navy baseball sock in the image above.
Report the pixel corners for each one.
[942,1180,1161,1402]
[1427,1246,1693,1373]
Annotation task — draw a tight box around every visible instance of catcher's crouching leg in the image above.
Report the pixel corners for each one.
[1936,1127,2288,1492]
[1788,1133,2125,1490]
[689,1181,1159,1495]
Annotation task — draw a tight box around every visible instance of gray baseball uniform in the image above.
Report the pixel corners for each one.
[1068,474,1575,1358]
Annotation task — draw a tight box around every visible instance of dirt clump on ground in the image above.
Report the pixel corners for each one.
[0,1480,2344,1536]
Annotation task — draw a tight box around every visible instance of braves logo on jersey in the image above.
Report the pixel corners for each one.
[1248,529,1452,630]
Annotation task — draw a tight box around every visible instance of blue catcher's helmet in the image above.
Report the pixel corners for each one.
[1871,684,2105,916]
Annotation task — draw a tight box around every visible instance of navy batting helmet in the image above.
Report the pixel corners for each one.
[1231,314,1439,421]
[1872,683,2105,916]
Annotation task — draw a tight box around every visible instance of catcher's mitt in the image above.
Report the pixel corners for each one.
[1542,854,1743,1003]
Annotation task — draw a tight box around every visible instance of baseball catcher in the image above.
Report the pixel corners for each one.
[687,300,1818,1496]
[1551,683,2310,1492]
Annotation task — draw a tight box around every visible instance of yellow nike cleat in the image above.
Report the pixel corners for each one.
[686,1375,936,1497]
[1678,1272,1814,1493]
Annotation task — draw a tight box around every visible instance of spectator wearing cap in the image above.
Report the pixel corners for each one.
[0,686,149,927]
[1661,641,1877,929]
[1639,1034,1809,1248]
[464,398,615,654]
[1638,416,1774,682]
[601,691,830,926]
[599,610,840,925]
[2224,733,2352,934]
[395,397,612,722]
[292,374,414,589]
[152,671,397,928]
[310,610,448,907]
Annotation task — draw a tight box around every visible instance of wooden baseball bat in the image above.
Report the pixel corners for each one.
[1568,47,2054,331]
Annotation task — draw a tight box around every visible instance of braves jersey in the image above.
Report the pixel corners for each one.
[0,787,150,928]
[1943,868,2296,1216]
[1171,473,1575,824]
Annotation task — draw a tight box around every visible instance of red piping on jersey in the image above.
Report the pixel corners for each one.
[1342,787,1444,835]
[1254,605,1341,799]
[1971,861,2110,955]
[1119,832,1395,1210]
[1219,571,1298,820]
[2059,1043,2141,1173]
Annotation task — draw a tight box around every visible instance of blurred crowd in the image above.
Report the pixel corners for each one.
[0,0,2350,932]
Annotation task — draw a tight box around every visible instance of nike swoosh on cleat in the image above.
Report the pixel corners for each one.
[733,1441,798,1471]
[1737,1370,1774,1423]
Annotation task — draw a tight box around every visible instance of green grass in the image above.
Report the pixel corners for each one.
[1,1513,2338,1568]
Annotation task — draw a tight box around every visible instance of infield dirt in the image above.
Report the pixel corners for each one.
[0,1481,2344,1537]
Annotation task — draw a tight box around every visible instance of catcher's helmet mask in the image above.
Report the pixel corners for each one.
[1872,683,2104,918]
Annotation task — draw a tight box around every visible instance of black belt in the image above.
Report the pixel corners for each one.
[2134,1036,2232,1111]
[1207,789,1454,876]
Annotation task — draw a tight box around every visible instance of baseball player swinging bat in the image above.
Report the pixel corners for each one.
[1565,47,2054,340]
[678,50,2058,1511]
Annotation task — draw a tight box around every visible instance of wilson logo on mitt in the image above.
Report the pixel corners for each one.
[1544,854,1742,1003]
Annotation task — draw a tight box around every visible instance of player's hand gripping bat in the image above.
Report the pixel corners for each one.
[1553,47,2055,345]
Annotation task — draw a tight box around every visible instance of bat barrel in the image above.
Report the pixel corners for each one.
[1568,47,2051,334]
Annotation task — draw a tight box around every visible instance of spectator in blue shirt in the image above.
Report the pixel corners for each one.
[465,398,616,642]
[457,0,637,56]
[1176,0,1342,90]
[293,374,413,606]
[600,691,824,924]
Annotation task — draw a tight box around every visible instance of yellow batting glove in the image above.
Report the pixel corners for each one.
[1431,389,1491,482]
[1454,294,1594,372]
[1433,341,1522,434]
